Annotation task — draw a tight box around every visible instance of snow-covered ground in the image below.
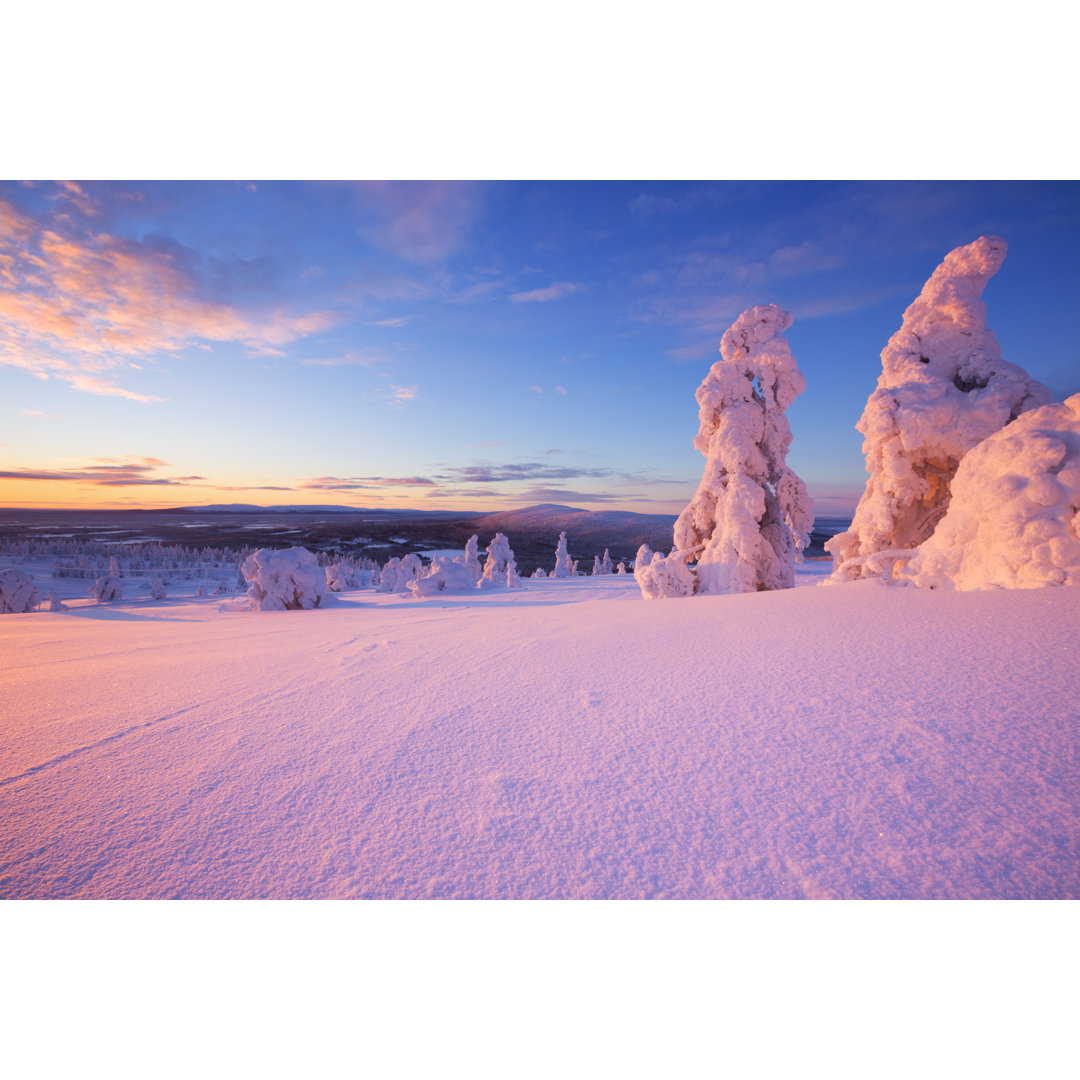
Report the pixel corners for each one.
[2,556,1076,899]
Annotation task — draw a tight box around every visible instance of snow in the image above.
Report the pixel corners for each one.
[670,304,813,596]
[828,236,1052,581]
[1,564,1076,899]
[897,393,1080,589]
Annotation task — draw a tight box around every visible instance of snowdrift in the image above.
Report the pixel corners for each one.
[2,571,1076,900]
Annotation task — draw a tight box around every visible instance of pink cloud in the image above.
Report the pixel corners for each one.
[0,199,337,400]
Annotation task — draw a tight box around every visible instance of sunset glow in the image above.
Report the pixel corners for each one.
[2,180,1078,513]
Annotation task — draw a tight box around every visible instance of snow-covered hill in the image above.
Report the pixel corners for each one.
[2,563,1076,899]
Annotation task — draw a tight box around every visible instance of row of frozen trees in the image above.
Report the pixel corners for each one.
[243,532,627,610]
[635,235,1080,598]
[0,528,632,613]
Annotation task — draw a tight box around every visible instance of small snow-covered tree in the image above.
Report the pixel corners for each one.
[150,577,168,600]
[1,569,41,613]
[532,567,547,579]
[615,561,627,575]
[242,547,329,610]
[591,555,601,576]
[552,532,573,578]
[895,393,1080,590]
[46,590,68,612]
[601,549,613,575]
[478,533,519,589]
[90,559,125,603]
[327,562,359,592]
[644,304,812,599]
[828,236,1052,582]
[376,557,401,593]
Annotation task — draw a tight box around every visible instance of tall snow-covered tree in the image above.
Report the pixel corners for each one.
[459,535,482,583]
[552,532,573,579]
[828,236,1051,581]
[642,304,812,598]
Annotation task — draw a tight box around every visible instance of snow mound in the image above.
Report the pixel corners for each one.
[408,555,478,597]
[897,394,1080,589]
[242,547,329,610]
[634,546,694,600]
[828,236,1052,581]
[0,569,41,613]
[653,304,812,598]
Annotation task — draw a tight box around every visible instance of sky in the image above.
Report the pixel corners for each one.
[2,179,1078,516]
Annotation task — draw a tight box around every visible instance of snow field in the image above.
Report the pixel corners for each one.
[2,572,1076,899]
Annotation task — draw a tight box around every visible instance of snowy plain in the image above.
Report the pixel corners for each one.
[1,555,1076,899]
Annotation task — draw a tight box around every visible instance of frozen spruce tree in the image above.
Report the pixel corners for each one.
[643,304,813,598]
[1,568,41,613]
[591,555,601,576]
[828,236,1052,582]
[458,535,482,584]
[242,547,328,610]
[552,532,573,578]
[895,393,1080,590]
[601,549,613,575]
[478,533,520,589]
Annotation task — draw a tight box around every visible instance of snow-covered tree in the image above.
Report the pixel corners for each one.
[894,393,1080,590]
[601,549,613,575]
[327,562,359,592]
[552,532,573,578]
[615,561,627,575]
[644,304,812,599]
[828,236,1052,582]
[46,590,68,612]
[532,567,547,579]
[408,555,477,597]
[478,533,520,589]
[1,569,41,613]
[591,555,601,576]
[242,547,329,610]
[376,557,401,593]
[459,535,482,583]
[90,559,125,603]
[150,577,168,600]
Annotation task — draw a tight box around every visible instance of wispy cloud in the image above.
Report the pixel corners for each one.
[299,475,436,492]
[0,197,338,401]
[368,384,418,408]
[353,181,485,263]
[0,457,189,487]
[12,408,57,418]
[366,315,411,327]
[511,281,581,303]
[300,347,389,368]
[435,462,614,484]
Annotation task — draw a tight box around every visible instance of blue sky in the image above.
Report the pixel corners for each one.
[2,179,1078,514]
